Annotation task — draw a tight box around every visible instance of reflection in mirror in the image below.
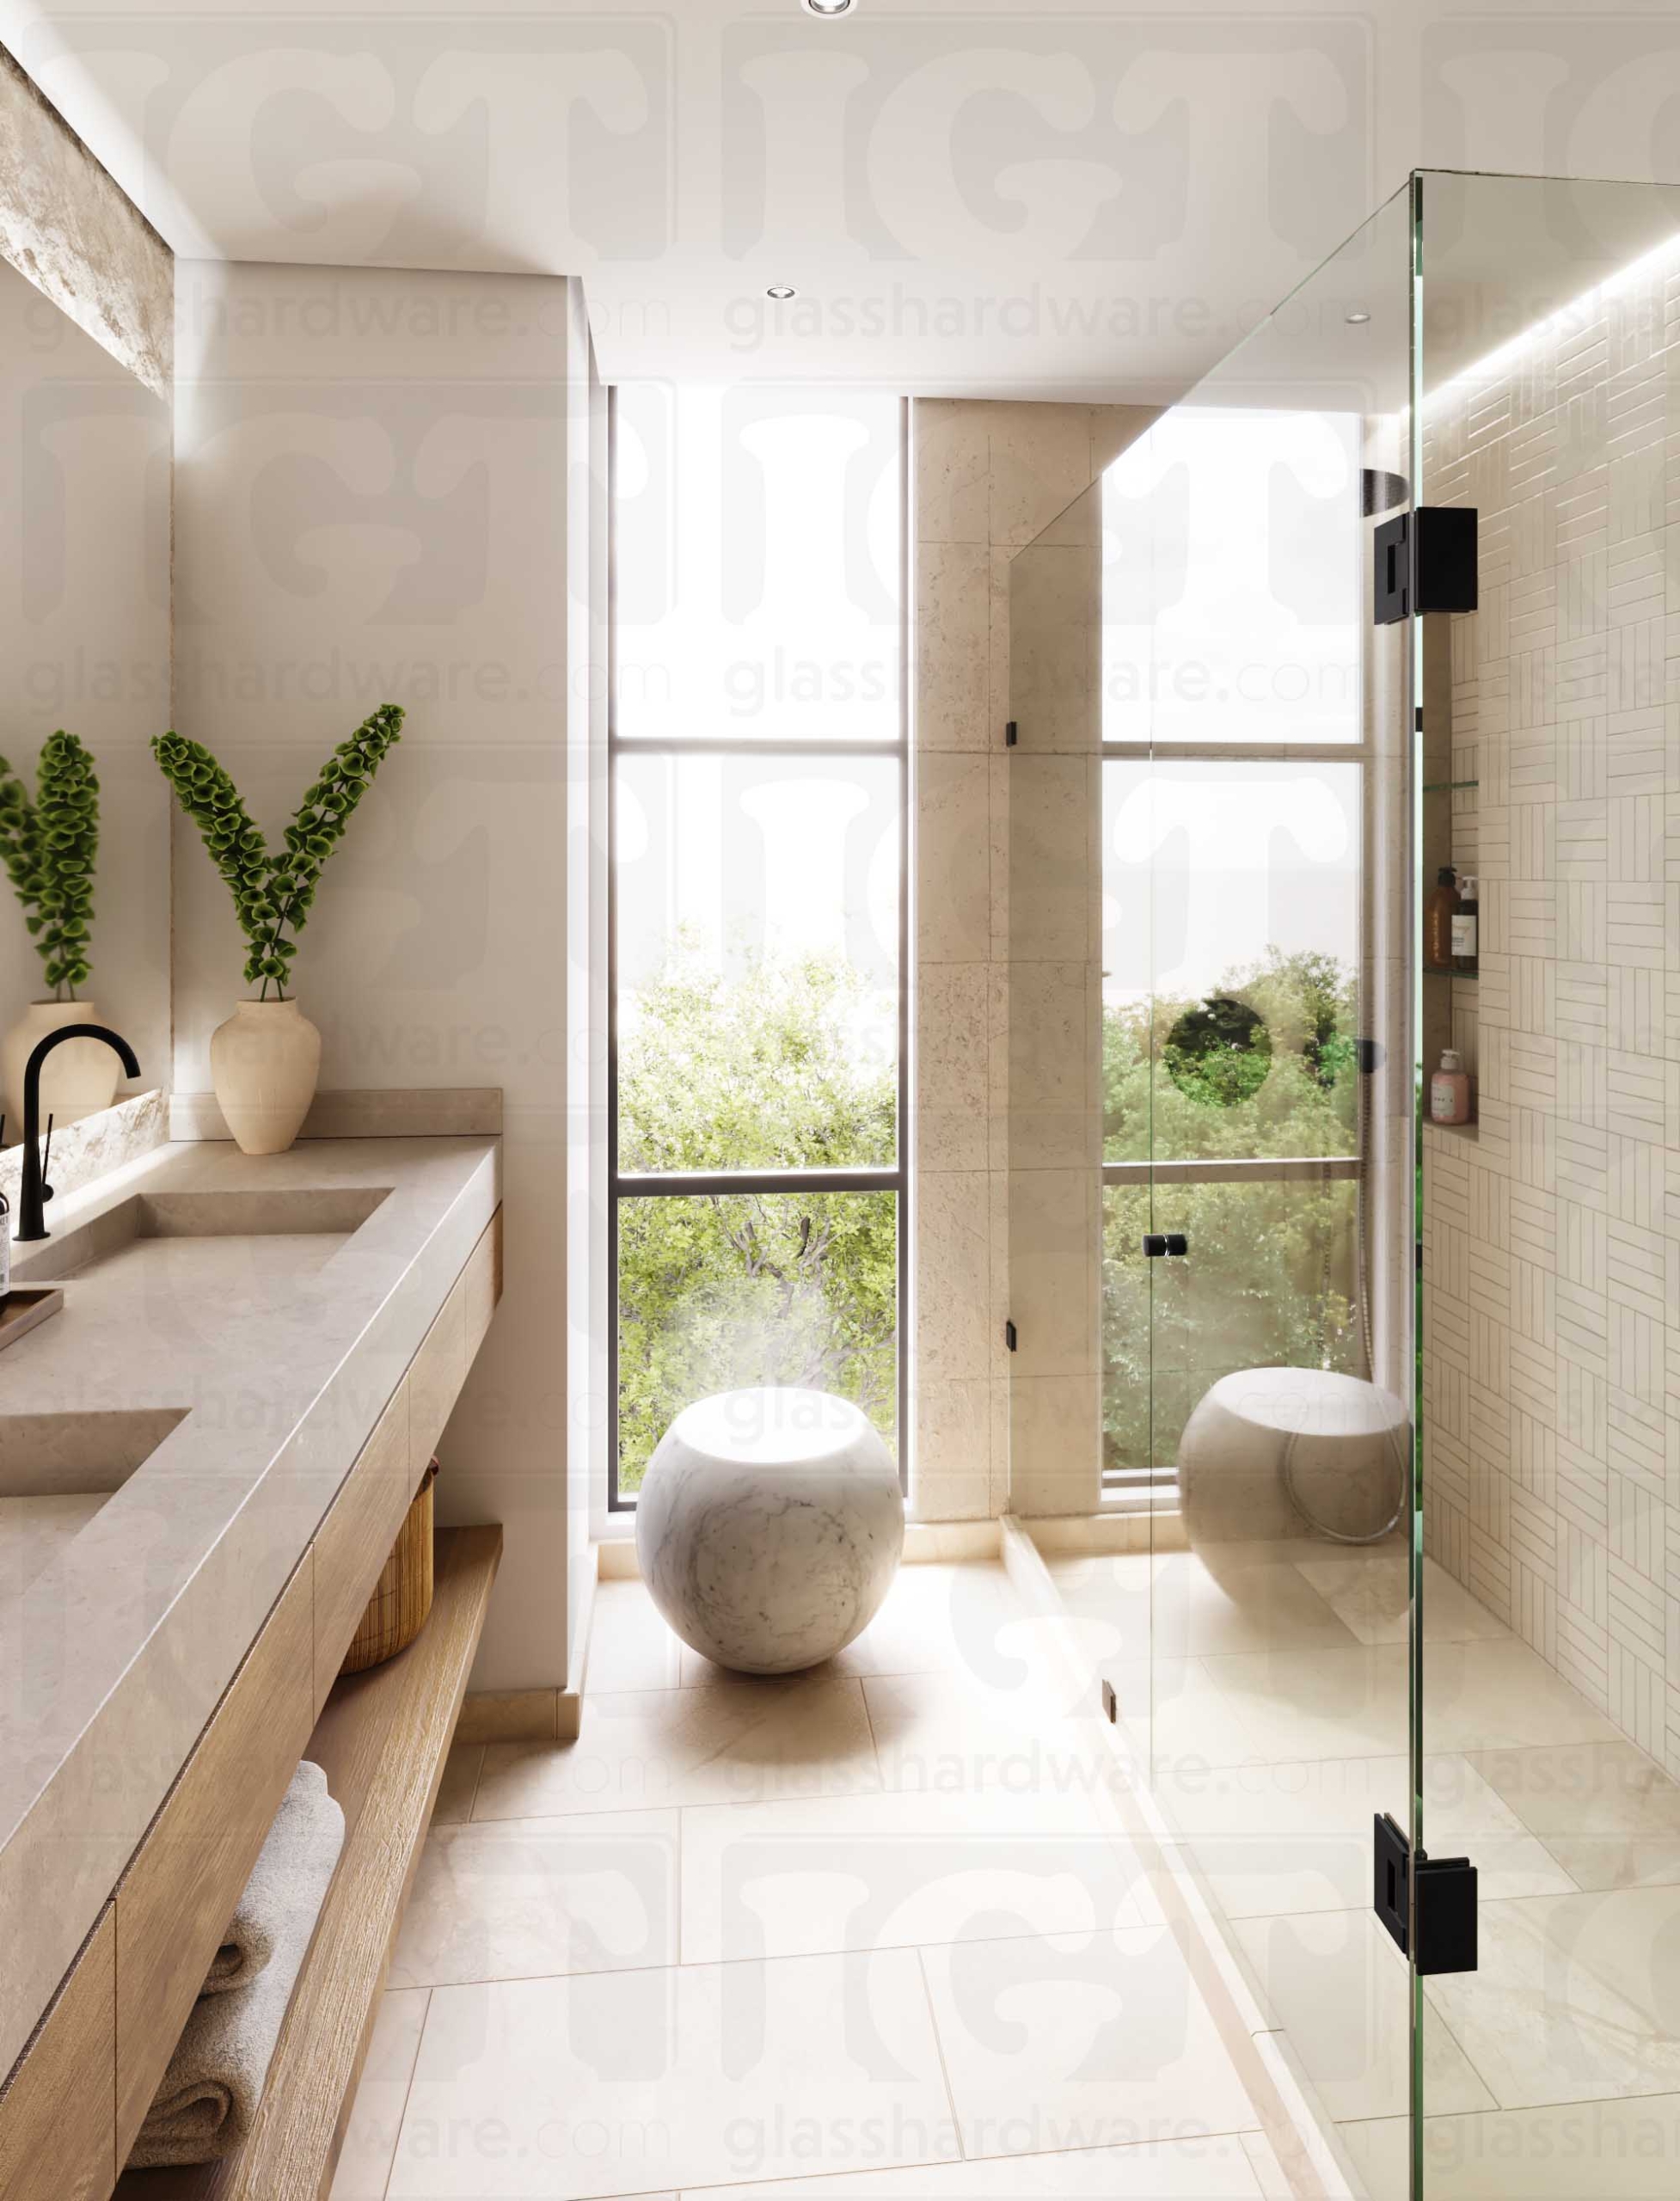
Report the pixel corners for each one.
[0,255,170,1148]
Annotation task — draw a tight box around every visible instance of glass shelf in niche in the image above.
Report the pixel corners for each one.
[1422,963,1477,979]
[1421,779,1479,793]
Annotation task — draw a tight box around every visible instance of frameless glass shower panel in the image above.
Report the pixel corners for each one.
[1005,474,1107,1525]
[1407,168,1680,2201]
[1010,180,1421,2179]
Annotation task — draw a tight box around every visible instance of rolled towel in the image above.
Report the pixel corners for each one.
[199,1760,330,1995]
[126,1760,346,2169]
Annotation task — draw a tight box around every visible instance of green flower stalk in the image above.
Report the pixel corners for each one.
[152,703,404,1001]
[0,730,100,999]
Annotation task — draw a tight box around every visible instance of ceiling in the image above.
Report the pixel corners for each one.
[8,0,1680,400]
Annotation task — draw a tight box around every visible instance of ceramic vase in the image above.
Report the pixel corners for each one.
[1,1000,123,1139]
[209,999,321,1156]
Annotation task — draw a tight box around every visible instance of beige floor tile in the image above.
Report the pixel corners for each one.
[472,1677,880,1820]
[1467,1738,1680,1891]
[1427,1885,1680,2108]
[1293,1554,1511,1647]
[685,2131,1267,2198]
[1157,1751,1573,1918]
[861,1671,1118,1808]
[1422,1640,1626,1752]
[1229,1910,1493,2124]
[390,1810,680,1989]
[1150,1554,1362,1658]
[1344,2097,1680,2199]
[1195,1644,1410,1763]
[1332,2114,1407,2201]
[586,1579,684,1692]
[433,1741,483,1825]
[919,1924,1260,2156]
[1098,1654,1272,1777]
[330,1987,430,2199]
[1043,1553,1151,1642]
[680,1786,1158,1965]
[388,1949,956,2198]
[830,1561,1035,1683]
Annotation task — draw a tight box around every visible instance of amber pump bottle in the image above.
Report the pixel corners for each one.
[1425,866,1459,972]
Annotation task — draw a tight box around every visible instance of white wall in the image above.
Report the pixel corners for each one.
[172,261,583,1691]
[0,257,170,1096]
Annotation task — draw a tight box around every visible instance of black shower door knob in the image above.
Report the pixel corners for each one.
[1141,1234,1190,1258]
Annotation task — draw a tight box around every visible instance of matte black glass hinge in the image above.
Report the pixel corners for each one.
[1142,1234,1188,1258]
[1357,1038,1381,1075]
[1373,1812,1478,1975]
[1374,506,1479,623]
[1004,720,1018,747]
[1004,1319,1017,1352]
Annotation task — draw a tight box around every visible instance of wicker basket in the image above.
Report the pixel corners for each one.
[340,1460,438,1675]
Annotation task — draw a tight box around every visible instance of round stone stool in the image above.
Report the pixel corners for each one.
[1177,1367,1409,1547]
[635,1386,904,1675]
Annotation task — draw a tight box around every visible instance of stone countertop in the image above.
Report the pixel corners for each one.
[0,1133,500,2084]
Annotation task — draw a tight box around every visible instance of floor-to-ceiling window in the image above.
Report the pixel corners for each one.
[1099,401,1369,1491]
[608,385,907,1506]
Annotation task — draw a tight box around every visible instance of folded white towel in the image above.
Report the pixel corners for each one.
[199,1761,331,1996]
[126,1760,346,2169]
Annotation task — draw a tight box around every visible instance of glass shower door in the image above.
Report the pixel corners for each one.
[1403,165,1680,2201]
[1114,183,1425,2179]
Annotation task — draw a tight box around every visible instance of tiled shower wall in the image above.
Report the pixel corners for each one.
[1420,261,1680,1772]
[911,400,1150,1521]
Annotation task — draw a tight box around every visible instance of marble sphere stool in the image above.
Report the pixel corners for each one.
[1178,1366,1409,1548]
[635,1386,904,1675]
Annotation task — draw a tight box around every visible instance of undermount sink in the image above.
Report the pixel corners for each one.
[15,1186,391,1285]
[0,1407,190,1595]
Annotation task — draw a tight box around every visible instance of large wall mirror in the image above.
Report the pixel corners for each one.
[0,254,170,1148]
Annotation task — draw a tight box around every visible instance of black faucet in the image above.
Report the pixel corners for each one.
[15,1023,141,1242]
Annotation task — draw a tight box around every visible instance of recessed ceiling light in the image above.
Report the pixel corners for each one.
[766,284,797,300]
[1345,310,1371,324]
[802,0,854,15]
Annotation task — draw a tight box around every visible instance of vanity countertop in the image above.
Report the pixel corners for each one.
[0,1132,500,2084]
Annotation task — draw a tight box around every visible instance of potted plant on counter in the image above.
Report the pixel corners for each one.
[0,731,118,1133]
[152,703,404,1155]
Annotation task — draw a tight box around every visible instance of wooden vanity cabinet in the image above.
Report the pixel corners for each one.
[0,1206,503,2201]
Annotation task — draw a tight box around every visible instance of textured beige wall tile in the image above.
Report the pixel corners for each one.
[987,545,1014,746]
[1008,960,1101,1173]
[915,539,989,748]
[1007,1375,1101,1517]
[914,397,988,544]
[1009,754,1101,963]
[911,1376,993,1521]
[909,398,1130,1521]
[1007,536,1101,752]
[1008,1166,1099,1379]
[916,1170,991,1384]
[987,402,1095,546]
[916,962,990,1174]
[1418,267,1680,1775]
[916,752,991,962]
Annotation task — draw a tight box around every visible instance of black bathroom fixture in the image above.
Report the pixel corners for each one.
[1373,506,1479,622]
[15,1022,140,1241]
